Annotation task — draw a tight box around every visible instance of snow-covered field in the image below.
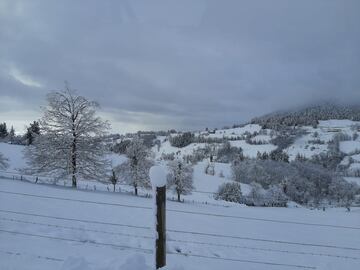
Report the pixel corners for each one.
[1,120,360,269]
[1,179,359,270]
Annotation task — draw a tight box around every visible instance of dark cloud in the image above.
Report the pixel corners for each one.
[1,0,359,133]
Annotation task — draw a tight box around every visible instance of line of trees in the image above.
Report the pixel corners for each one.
[230,158,358,208]
[0,121,41,145]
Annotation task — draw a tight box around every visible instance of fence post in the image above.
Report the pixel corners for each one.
[150,165,167,269]
[155,185,166,269]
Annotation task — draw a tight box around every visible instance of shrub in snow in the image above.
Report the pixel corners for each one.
[264,184,288,207]
[0,152,9,170]
[215,182,242,203]
[117,137,153,196]
[167,159,194,202]
[204,162,215,175]
[246,182,266,206]
[353,132,359,141]
[24,85,110,188]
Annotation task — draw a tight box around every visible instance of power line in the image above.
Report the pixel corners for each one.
[0,229,153,254]
[0,209,151,230]
[2,209,359,252]
[0,229,316,269]
[0,217,152,240]
[167,209,360,230]
[3,216,359,261]
[1,189,359,230]
[168,238,360,261]
[167,251,316,269]
[168,228,360,252]
[0,190,152,210]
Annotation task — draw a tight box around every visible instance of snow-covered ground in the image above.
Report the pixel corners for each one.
[1,121,360,269]
[0,143,244,206]
[1,179,359,270]
[286,120,360,161]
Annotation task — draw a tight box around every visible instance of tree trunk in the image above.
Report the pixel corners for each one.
[135,185,138,196]
[177,190,181,202]
[113,184,116,192]
[71,132,77,188]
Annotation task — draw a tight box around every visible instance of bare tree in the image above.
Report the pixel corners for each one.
[167,158,194,202]
[25,84,110,187]
[117,137,153,195]
[109,169,118,192]
[0,152,9,170]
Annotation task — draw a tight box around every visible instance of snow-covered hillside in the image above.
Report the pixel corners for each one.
[1,179,359,270]
[1,120,360,269]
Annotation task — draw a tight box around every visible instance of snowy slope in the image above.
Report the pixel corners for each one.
[0,179,359,270]
[0,142,27,172]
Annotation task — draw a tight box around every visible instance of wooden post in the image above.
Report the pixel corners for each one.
[155,185,166,269]
[150,165,167,269]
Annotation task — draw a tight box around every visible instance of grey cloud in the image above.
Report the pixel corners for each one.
[0,0,359,133]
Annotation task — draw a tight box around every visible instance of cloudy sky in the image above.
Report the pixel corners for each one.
[1,0,359,134]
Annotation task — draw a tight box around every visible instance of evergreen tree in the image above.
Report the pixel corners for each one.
[0,123,8,139]
[25,121,41,145]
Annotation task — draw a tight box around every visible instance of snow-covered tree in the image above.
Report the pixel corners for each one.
[25,85,110,187]
[167,158,194,202]
[117,137,153,195]
[215,182,242,203]
[247,182,265,206]
[109,169,118,192]
[0,152,9,170]
[9,126,15,143]
[265,184,288,206]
